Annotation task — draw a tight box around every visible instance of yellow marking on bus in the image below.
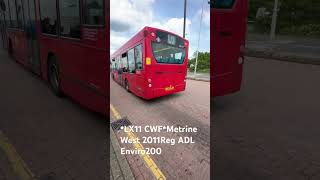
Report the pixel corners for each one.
[146,57,151,65]
[110,104,166,180]
[0,131,34,180]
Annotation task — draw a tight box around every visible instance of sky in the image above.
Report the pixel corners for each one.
[110,0,210,58]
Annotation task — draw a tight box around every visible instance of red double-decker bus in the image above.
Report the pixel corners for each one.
[211,0,248,97]
[1,0,109,115]
[111,27,189,99]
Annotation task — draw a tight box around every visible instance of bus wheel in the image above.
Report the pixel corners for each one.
[125,80,130,92]
[48,56,63,97]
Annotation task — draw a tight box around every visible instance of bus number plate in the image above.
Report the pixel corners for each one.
[165,85,175,91]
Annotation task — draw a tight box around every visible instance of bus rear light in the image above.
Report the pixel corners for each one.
[146,57,151,65]
[238,56,244,64]
[148,78,152,83]
[151,32,155,37]
[148,84,152,87]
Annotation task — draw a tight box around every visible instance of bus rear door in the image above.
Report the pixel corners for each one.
[211,0,247,96]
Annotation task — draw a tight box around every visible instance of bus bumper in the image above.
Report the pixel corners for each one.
[212,71,242,97]
[150,84,186,99]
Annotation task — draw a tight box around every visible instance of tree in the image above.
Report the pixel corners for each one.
[188,51,210,72]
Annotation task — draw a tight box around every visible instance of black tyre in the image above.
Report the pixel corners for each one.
[48,56,63,97]
[125,79,130,92]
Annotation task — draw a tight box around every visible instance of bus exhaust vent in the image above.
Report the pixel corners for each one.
[39,173,60,180]
[111,117,132,131]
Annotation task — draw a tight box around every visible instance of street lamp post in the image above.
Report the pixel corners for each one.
[270,0,279,40]
[183,0,187,38]
[194,0,205,76]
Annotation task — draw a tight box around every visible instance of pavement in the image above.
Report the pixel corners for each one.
[0,147,20,180]
[0,49,107,180]
[246,34,320,64]
[110,76,210,179]
[212,56,320,180]
[187,72,210,82]
[110,126,135,180]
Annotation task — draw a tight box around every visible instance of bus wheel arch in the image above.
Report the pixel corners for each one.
[47,53,63,97]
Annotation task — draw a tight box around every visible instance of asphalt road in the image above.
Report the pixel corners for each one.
[0,50,106,180]
[212,57,320,180]
[110,77,210,179]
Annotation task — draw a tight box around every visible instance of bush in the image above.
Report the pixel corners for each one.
[281,24,320,37]
[188,52,210,72]
[253,16,272,34]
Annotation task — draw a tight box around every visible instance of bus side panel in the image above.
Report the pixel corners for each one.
[7,30,28,66]
[38,34,107,115]
[81,28,108,115]
[59,28,108,115]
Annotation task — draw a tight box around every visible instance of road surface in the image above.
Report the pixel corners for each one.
[110,76,210,179]
[213,57,320,180]
[0,50,106,180]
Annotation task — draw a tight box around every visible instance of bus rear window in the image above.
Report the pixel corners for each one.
[152,31,186,64]
[211,0,235,9]
[151,42,186,64]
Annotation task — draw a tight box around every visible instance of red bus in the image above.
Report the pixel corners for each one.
[1,0,109,115]
[111,27,189,99]
[0,0,8,48]
[211,0,248,96]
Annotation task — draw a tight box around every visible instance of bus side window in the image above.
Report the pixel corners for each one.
[83,0,104,25]
[111,58,115,70]
[59,0,81,38]
[135,44,143,70]
[16,0,24,29]
[115,57,119,70]
[117,56,121,70]
[114,59,117,70]
[3,0,10,26]
[121,54,128,72]
[8,0,18,28]
[39,0,58,35]
[127,49,135,73]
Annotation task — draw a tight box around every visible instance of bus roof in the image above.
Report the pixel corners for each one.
[111,26,187,58]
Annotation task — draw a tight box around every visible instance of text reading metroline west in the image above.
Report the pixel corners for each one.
[120,125,198,155]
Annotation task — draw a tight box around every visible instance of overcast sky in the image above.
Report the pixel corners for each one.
[110,0,210,57]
